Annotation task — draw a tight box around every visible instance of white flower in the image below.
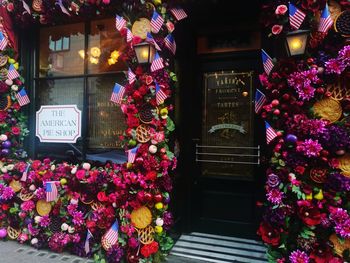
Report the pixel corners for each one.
[5,79,13,86]
[68,226,75,233]
[50,165,55,171]
[34,216,41,224]
[70,198,78,205]
[0,134,7,141]
[82,162,91,170]
[156,218,164,226]
[71,167,77,174]
[11,85,18,91]
[29,185,36,191]
[0,168,7,173]
[31,238,38,245]
[5,164,14,171]
[61,223,69,231]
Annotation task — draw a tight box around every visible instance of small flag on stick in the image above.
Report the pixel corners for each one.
[15,88,30,106]
[146,32,161,51]
[7,64,20,80]
[128,68,136,84]
[255,89,266,114]
[164,34,176,55]
[110,83,125,104]
[127,146,139,163]
[156,83,167,105]
[103,220,119,246]
[265,122,278,144]
[150,10,164,33]
[0,32,8,51]
[84,229,93,254]
[20,163,31,182]
[261,49,274,75]
[318,4,333,33]
[289,3,306,30]
[45,181,58,202]
[170,7,187,21]
[115,15,127,31]
[150,52,164,72]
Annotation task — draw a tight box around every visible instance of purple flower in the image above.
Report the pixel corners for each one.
[267,173,280,188]
[288,69,318,101]
[330,208,349,225]
[21,200,35,212]
[325,58,346,74]
[1,187,15,200]
[266,189,283,205]
[28,224,40,236]
[35,188,46,200]
[289,250,310,263]
[335,219,350,238]
[297,139,322,157]
[67,204,78,215]
[72,211,84,226]
[39,215,50,227]
[338,45,350,65]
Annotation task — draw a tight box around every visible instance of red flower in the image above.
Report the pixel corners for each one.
[126,115,140,128]
[146,171,157,181]
[295,166,305,175]
[257,222,281,246]
[2,204,9,211]
[297,201,322,226]
[86,220,96,229]
[0,111,7,122]
[97,191,109,202]
[140,241,159,257]
[75,169,86,180]
[12,102,21,110]
[11,126,21,135]
[275,5,288,15]
[272,25,283,35]
[31,160,42,170]
[310,245,334,263]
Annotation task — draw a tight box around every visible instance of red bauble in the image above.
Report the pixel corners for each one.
[282,93,290,101]
[154,193,163,203]
[273,109,280,115]
[144,192,153,202]
[271,99,279,106]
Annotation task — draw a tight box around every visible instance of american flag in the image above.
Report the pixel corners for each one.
[110,83,125,104]
[146,32,161,51]
[15,88,30,106]
[127,146,139,163]
[126,28,133,43]
[261,49,274,75]
[151,52,164,72]
[115,15,127,31]
[265,122,278,144]
[84,230,93,254]
[0,31,8,51]
[128,68,136,84]
[164,34,176,55]
[170,7,187,21]
[20,163,31,182]
[255,89,266,114]
[103,220,119,246]
[156,83,167,105]
[318,4,333,33]
[150,10,164,33]
[45,181,58,202]
[289,3,306,30]
[7,64,20,80]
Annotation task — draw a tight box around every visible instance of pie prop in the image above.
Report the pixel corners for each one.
[80,194,94,205]
[326,81,350,101]
[130,206,152,229]
[19,191,34,201]
[101,235,113,251]
[136,124,151,143]
[0,68,8,79]
[36,200,52,216]
[139,104,155,124]
[136,225,155,245]
[330,233,350,256]
[338,154,350,177]
[0,96,11,111]
[309,168,327,183]
[91,201,103,211]
[329,0,342,22]
[313,98,342,123]
[9,180,22,193]
[0,55,8,67]
[334,10,350,37]
[7,226,20,240]
[131,18,151,39]
[32,0,43,12]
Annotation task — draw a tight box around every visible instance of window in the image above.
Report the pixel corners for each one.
[35,18,127,162]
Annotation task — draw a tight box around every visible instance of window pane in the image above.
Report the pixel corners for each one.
[35,78,84,160]
[88,18,127,74]
[39,23,84,77]
[87,75,127,150]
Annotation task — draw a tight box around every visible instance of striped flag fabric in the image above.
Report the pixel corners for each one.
[7,64,20,80]
[289,3,306,30]
[128,68,136,84]
[15,88,30,106]
[45,181,58,202]
[156,83,167,105]
[84,230,93,254]
[150,10,164,33]
[126,28,133,43]
[127,146,139,163]
[255,89,266,114]
[0,31,8,51]
[265,122,278,144]
[110,83,125,104]
[318,4,333,33]
[261,49,274,75]
[164,34,176,55]
[146,32,161,51]
[170,7,187,21]
[115,15,127,31]
[103,220,119,246]
[20,163,31,182]
[151,52,164,72]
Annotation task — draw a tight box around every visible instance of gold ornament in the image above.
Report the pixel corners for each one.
[313,97,342,123]
[330,233,350,256]
[130,206,152,229]
[131,18,151,39]
[136,225,155,244]
[32,0,43,12]
[337,154,350,177]
[7,226,20,240]
[9,180,22,193]
[36,200,52,216]
[0,55,8,67]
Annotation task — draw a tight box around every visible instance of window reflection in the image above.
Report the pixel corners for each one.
[39,23,84,77]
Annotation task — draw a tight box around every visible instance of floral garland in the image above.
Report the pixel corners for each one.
[0,1,185,262]
[258,1,350,263]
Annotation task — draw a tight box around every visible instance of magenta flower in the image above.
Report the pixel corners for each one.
[21,200,35,212]
[39,215,50,227]
[335,219,350,238]
[325,58,346,74]
[297,139,322,157]
[267,189,283,205]
[289,250,309,263]
[288,69,318,101]
[1,187,15,200]
[72,211,84,226]
[338,45,350,65]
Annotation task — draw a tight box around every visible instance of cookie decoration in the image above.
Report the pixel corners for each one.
[139,104,154,124]
[131,18,151,39]
[338,154,350,177]
[136,225,155,244]
[32,0,43,12]
[9,180,22,193]
[334,10,350,37]
[326,80,350,101]
[19,191,34,201]
[309,168,327,183]
[0,96,11,111]
[136,124,151,143]
[313,98,342,123]
[0,55,8,67]
[130,206,152,229]
[7,226,20,240]
[0,68,8,79]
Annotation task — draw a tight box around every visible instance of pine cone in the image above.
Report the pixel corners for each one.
[296,236,317,252]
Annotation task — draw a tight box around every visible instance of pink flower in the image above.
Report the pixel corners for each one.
[21,200,35,212]
[72,211,84,226]
[289,250,309,263]
[75,169,86,180]
[266,189,283,204]
[275,5,288,15]
[272,25,283,35]
[166,21,175,33]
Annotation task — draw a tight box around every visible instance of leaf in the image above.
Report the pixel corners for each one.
[278,159,285,166]
[166,118,175,132]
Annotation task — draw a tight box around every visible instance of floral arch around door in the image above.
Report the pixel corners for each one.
[0,1,185,262]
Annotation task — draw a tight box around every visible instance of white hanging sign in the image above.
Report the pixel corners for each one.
[36,105,82,143]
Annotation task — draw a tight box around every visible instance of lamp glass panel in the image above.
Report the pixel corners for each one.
[286,34,308,56]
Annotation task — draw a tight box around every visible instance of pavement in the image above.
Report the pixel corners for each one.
[0,240,208,263]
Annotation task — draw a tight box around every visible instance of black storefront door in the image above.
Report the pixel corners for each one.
[188,51,263,239]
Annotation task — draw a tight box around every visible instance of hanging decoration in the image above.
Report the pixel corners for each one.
[259,0,350,262]
[0,1,186,262]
